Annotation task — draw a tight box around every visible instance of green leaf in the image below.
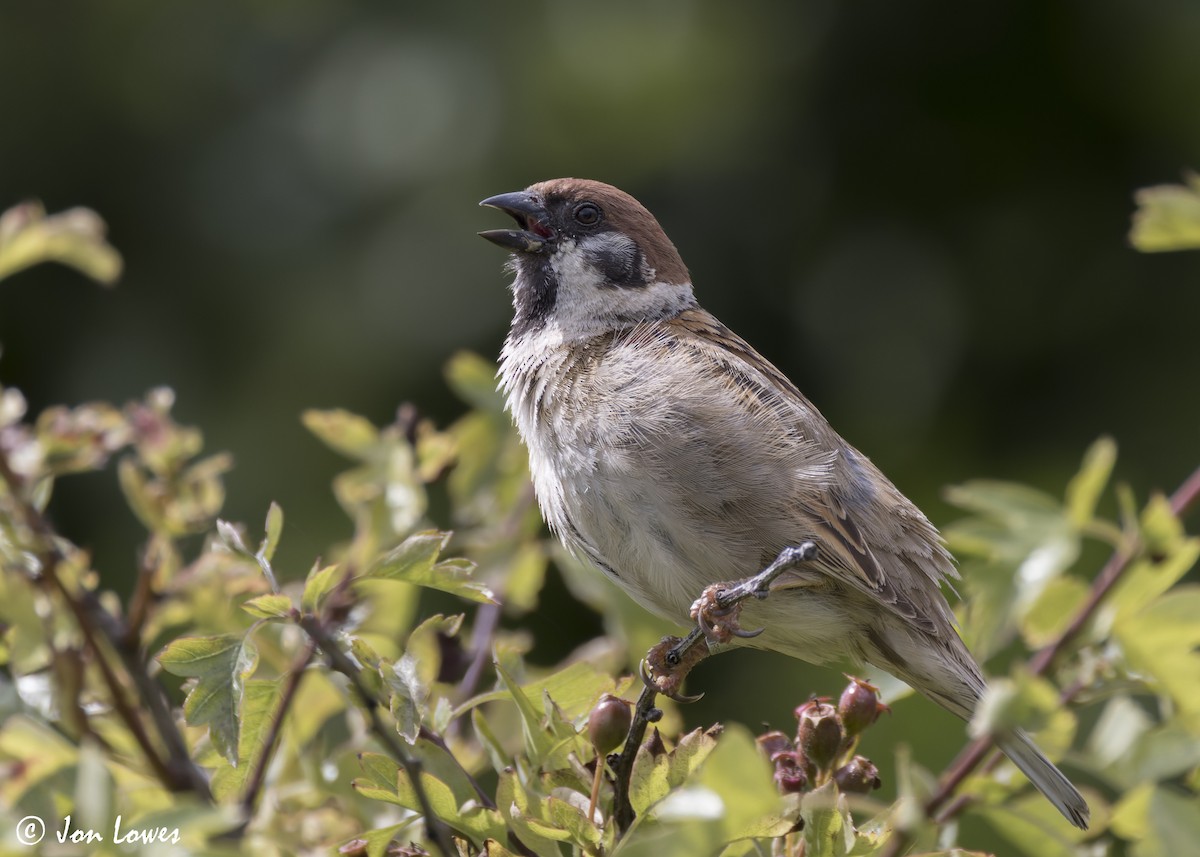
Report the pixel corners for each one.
[386,653,424,744]
[1115,586,1200,727]
[445,350,505,412]
[241,593,294,620]
[1130,176,1200,252]
[301,562,345,613]
[1019,575,1089,648]
[458,660,629,723]
[496,769,569,857]
[157,632,258,765]
[667,726,720,787]
[976,790,1090,857]
[695,724,781,836]
[1064,436,1116,526]
[302,408,380,459]
[495,660,555,761]
[1119,786,1200,857]
[0,715,79,805]
[799,782,852,857]
[366,530,497,604]
[259,501,284,563]
[211,678,283,800]
[0,201,122,284]
[629,734,671,814]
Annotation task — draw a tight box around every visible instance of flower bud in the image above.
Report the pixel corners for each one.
[838,676,886,738]
[795,699,843,774]
[588,694,633,754]
[832,755,881,794]
[755,729,793,760]
[772,750,808,794]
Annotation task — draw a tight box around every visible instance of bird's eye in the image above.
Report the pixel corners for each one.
[573,202,602,226]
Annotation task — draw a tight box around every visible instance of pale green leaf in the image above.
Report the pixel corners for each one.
[1115,586,1200,725]
[629,736,671,814]
[1064,436,1116,526]
[1130,178,1200,252]
[496,769,569,857]
[696,723,781,836]
[667,726,720,788]
[445,350,505,412]
[302,408,380,459]
[387,653,425,744]
[799,783,851,857]
[367,530,497,604]
[0,202,122,284]
[211,678,284,800]
[301,562,345,613]
[240,593,294,620]
[1019,575,1089,648]
[259,501,284,563]
[157,632,258,765]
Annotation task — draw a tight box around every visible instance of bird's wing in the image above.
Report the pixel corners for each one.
[661,308,956,635]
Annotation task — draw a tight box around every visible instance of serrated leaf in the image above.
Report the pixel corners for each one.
[547,794,602,848]
[667,727,720,787]
[157,633,258,765]
[302,562,345,613]
[259,501,283,563]
[1130,178,1200,252]
[366,530,497,604]
[241,593,294,620]
[696,724,781,835]
[1064,436,1116,526]
[629,734,671,814]
[210,678,283,800]
[302,408,380,459]
[386,653,424,744]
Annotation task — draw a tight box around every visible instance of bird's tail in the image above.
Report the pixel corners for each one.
[994,728,1090,829]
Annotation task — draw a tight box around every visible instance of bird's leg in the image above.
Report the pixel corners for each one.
[614,543,819,832]
[685,541,819,647]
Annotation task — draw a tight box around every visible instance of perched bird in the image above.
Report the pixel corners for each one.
[479,178,1089,829]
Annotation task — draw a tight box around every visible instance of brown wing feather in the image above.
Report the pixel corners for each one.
[664,307,953,635]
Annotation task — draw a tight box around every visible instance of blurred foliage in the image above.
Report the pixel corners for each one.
[2,217,1200,856]
[1129,173,1200,252]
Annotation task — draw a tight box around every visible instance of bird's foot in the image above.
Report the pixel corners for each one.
[641,635,708,703]
[689,542,819,643]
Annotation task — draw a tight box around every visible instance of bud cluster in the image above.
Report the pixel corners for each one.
[756,675,887,795]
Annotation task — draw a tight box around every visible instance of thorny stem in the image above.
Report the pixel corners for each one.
[299,612,457,857]
[882,463,1200,857]
[0,452,212,799]
[239,640,318,816]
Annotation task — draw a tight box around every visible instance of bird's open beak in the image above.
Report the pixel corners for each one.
[478,191,554,253]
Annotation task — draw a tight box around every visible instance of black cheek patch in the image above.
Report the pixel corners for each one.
[589,239,648,289]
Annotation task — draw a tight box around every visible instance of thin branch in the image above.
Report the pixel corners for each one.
[240,640,317,816]
[881,463,1200,856]
[0,452,211,798]
[299,613,456,857]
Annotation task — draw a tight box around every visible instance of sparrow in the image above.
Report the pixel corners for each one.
[479,178,1089,829]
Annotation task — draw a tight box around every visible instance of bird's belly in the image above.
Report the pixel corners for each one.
[532,442,754,622]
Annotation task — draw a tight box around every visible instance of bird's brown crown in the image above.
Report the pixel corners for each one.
[528,178,691,286]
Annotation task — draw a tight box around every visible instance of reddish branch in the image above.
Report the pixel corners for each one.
[882,463,1200,856]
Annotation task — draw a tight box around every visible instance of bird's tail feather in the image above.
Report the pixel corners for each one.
[994,728,1090,830]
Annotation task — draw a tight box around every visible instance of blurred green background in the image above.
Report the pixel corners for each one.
[1,0,1198,828]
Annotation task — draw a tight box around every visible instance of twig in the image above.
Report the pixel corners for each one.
[240,640,318,816]
[299,613,457,857]
[457,602,501,701]
[613,683,662,832]
[881,463,1200,856]
[0,452,211,799]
